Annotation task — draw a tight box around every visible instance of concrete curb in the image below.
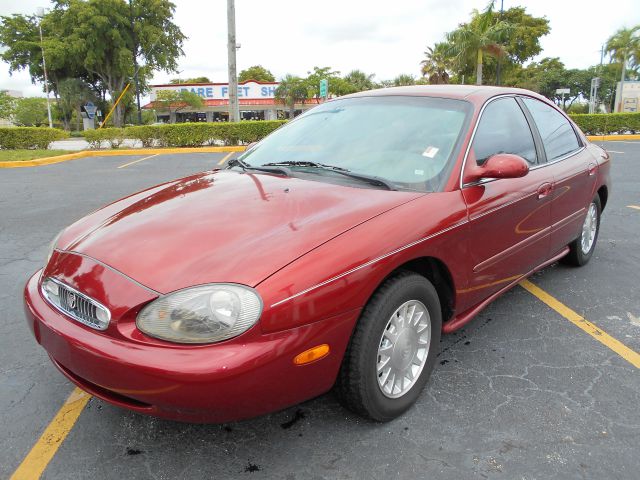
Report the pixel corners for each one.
[586,134,640,142]
[0,146,246,169]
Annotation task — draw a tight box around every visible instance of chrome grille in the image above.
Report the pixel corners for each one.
[41,277,111,331]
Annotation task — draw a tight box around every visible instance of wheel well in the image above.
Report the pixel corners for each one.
[597,185,608,212]
[390,257,455,322]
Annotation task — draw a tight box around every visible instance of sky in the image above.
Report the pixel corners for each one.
[0,0,639,99]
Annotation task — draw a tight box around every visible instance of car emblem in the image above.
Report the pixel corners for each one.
[67,293,77,309]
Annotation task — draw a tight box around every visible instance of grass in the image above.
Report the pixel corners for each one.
[0,149,74,162]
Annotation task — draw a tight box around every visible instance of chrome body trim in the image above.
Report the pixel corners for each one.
[529,146,586,171]
[41,277,111,331]
[468,190,537,222]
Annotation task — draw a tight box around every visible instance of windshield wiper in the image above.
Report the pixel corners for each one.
[227,158,291,176]
[262,161,397,191]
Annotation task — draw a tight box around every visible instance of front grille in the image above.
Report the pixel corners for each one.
[41,277,111,331]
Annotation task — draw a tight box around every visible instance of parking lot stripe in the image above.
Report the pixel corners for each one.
[117,153,160,169]
[627,205,640,211]
[10,388,90,480]
[218,151,235,166]
[520,279,640,369]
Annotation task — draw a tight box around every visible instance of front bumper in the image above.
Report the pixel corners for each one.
[24,270,359,423]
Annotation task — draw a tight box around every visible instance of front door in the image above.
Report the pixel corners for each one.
[460,96,552,309]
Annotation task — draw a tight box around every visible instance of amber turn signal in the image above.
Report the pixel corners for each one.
[293,344,330,365]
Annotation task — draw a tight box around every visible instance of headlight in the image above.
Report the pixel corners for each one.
[45,230,64,265]
[136,284,263,344]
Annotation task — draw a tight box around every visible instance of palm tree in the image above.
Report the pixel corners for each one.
[393,74,416,86]
[343,70,376,91]
[605,26,640,112]
[446,0,512,85]
[420,42,452,84]
[275,75,308,118]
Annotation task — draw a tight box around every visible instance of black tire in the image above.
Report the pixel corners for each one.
[563,194,602,267]
[335,271,442,422]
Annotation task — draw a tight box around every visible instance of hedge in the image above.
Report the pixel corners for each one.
[84,128,125,149]
[570,112,640,135]
[83,120,287,149]
[0,127,69,150]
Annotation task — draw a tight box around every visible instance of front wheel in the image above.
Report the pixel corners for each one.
[563,195,601,266]
[335,271,442,421]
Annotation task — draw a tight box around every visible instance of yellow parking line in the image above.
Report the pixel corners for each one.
[217,151,235,166]
[627,205,640,211]
[117,153,160,169]
[11,388,91,480]
[520,279,640,369]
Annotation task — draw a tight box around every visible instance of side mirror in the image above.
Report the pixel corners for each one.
[465,153,529,184]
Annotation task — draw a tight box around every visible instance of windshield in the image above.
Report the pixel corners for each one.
[238,95,471,192]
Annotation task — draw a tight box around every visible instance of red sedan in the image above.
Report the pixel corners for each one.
[24,86,611,423]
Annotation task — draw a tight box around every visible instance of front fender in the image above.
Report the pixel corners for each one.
[256,191,470,333]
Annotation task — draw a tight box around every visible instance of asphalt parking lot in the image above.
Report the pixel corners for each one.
[1,143,639,479]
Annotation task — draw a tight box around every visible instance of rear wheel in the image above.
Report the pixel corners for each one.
[336,271,442,421]
[563,195,601,266]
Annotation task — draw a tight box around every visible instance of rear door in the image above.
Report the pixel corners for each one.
[520,97,597,255]
[460,96,552,309]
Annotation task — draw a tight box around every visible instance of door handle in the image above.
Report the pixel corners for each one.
[537,183,552,199]
[588,163,597,176]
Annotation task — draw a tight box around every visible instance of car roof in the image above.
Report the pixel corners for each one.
[342,85,549,106]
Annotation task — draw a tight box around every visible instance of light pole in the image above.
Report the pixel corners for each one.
[589,45,604,114]
[129,0,143,125]
[36,7,53,128]
[495,0,504,86]
[617,51,628,113]
[227,0,240,122]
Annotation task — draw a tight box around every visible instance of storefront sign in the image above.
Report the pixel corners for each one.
[150,81,278,100]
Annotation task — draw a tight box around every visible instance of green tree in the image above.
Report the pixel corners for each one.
[275,75,308,118]
[342,70,376,91]
[154,90,203,123]
[447,0,512,85]
[12,97,49,126]
[393,74,416,86]
[445,5,548,85]
[303,66,341,98]
[606,26,640,111]
[591,63,623,112]
[169,76,212,84]
[238,65,275,83]
[508,57,566,98]
[0,0,186,127]
[0,91,16,120]
[56,78,95,130]
[507,58,593,110]
[420,43,453,84]
[376,79,395,88]
[0,12,85,104]
[498,7,550,65]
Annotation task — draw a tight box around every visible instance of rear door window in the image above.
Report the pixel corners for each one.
[472,97,537,166]
[522,97,581,161]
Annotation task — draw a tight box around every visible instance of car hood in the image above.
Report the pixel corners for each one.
[63,170,424,293]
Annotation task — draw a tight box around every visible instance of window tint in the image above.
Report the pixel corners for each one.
[522,97,581,161]
[472,97,537,166]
